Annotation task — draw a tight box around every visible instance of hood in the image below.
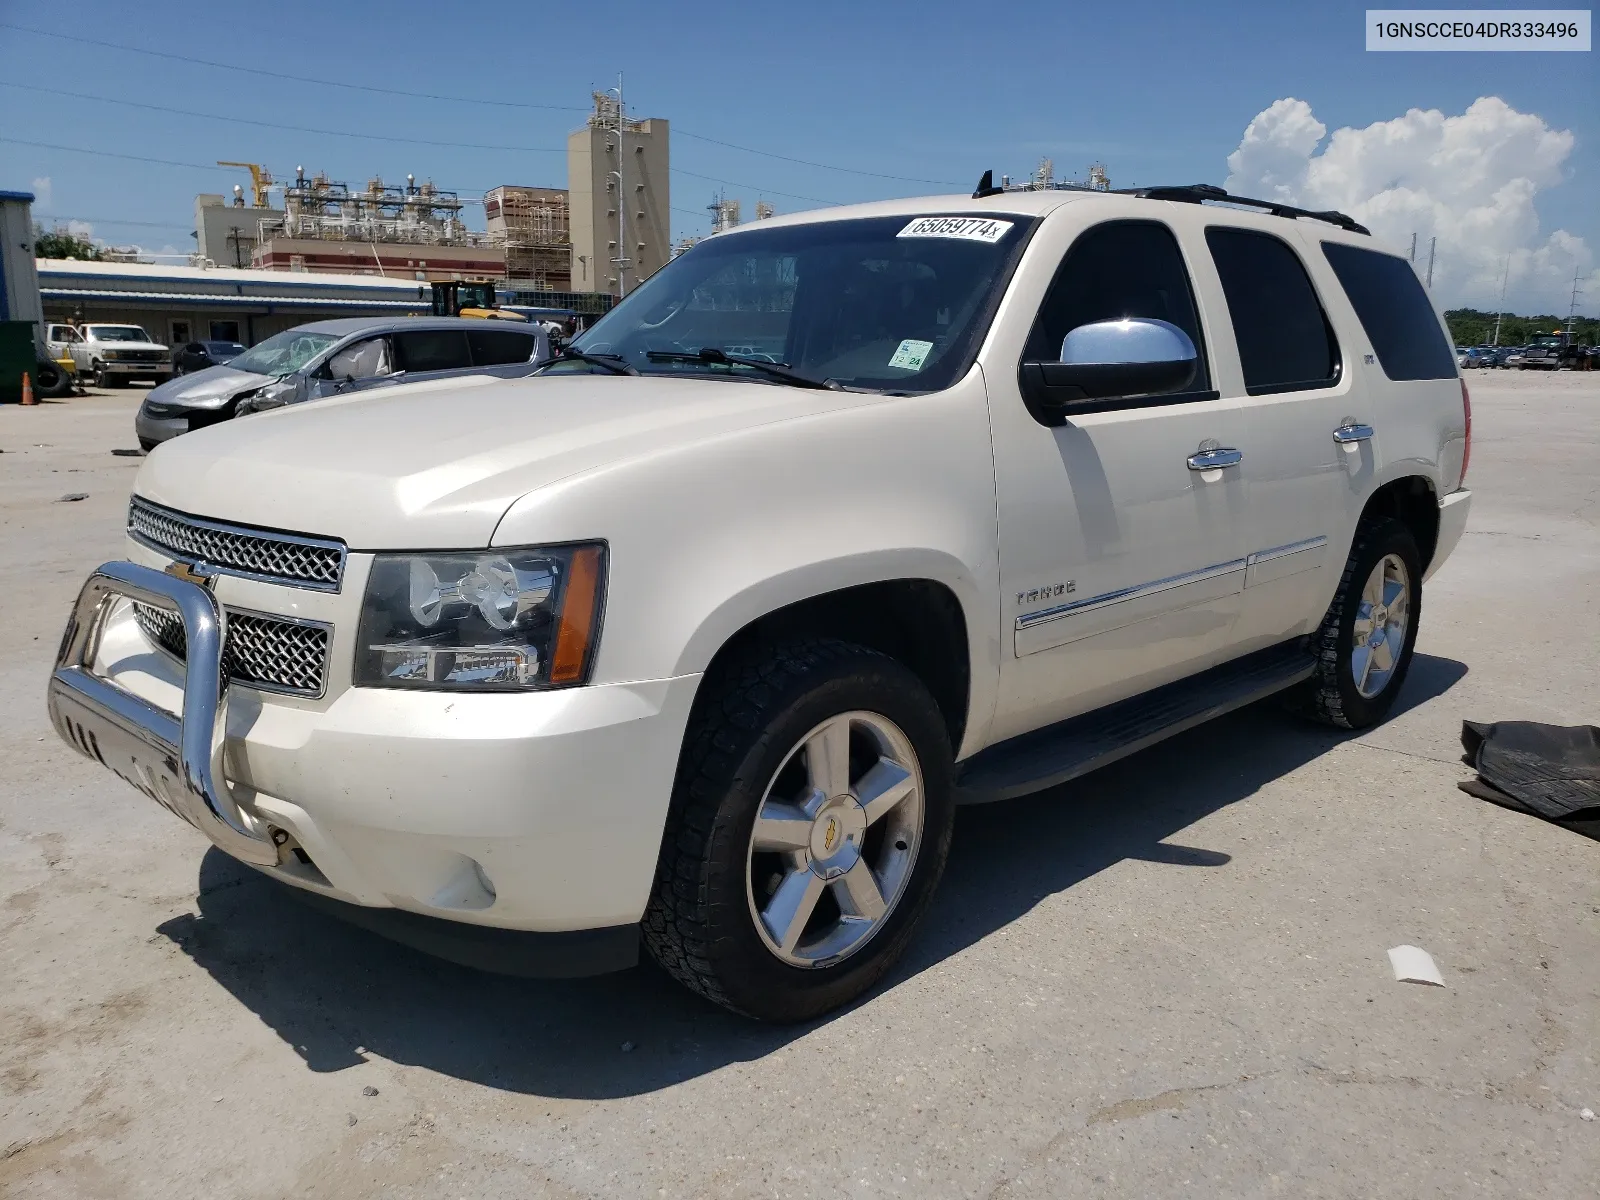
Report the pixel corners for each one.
[135,373,879,549]
[146,365,274,409]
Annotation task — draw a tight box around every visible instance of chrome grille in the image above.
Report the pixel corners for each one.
[133,602,331,697]
[129,497,345,591]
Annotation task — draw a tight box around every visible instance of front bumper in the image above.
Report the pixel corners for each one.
[49,560,701,975]
[97,360,172,377]
[134,409,189,444]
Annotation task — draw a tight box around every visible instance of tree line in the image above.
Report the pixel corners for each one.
[1445,308,1597,347]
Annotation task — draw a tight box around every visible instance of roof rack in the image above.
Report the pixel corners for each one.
[1113,183,1369,235]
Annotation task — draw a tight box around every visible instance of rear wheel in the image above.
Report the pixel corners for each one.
[644,639,955,1022]
[1296,517,1421,729]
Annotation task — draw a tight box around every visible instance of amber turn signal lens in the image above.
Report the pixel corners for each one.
[550,546,604,684]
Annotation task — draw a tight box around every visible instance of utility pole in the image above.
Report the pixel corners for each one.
[1409,232,1417,263]
[1425,236,1436,288]
[1565,265,1583,345]
[609,73,631,298]
[1492,257,1509,347]
[227,225,245,269]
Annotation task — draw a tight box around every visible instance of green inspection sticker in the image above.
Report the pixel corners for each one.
[888,339,934,371]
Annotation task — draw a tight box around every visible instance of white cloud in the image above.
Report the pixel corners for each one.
[30,176,52,209]
[1225,97,1596,315]
[66,219,94,238]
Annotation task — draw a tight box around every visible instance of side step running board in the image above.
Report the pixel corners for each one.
[955,641,1316,805]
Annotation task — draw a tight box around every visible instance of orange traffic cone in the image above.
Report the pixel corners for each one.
[20,372,36,406]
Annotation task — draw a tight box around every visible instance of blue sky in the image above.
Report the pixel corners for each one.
[2,0,1594,310]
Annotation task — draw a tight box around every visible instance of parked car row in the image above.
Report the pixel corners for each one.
[1455,339,1598,370]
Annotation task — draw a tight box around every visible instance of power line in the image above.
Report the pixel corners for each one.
[35,213,191,231]
[1,81,565,154]
[0,20,951,188]
[0,136,223,172]
[671,167,842,208]
[0,22,587,113]
[673,130,958,187]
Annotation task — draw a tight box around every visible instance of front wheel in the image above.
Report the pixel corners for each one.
[644,639,955,1022]
[1296,517,1421,729]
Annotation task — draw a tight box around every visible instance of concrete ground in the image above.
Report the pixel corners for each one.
[1,372,1596,1199]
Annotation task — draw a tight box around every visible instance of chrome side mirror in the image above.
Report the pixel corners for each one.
[1020,318,1200,427]
[1059,318,1197,371]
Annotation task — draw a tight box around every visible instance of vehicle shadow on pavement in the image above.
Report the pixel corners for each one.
[158,653,1466,1100]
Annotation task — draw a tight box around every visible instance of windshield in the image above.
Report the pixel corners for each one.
[566,213,1036,392]
[228,329,341,376]
[86,326,154,342]
[205,341,246,356]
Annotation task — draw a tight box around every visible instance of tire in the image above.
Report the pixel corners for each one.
[1296,517,1422,729]
[33,360,72,398]
[137,437,158,452]
[644,638,955,1022]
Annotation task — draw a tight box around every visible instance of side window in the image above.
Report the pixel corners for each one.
[394,329,471,373]
[467,329,537,366]
[1320,242,1456,381]
[326,337,393,381]
[1024,219,1210,394]
[1205,228,1339,395]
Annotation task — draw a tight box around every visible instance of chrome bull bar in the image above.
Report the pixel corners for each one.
[47,560,279,866]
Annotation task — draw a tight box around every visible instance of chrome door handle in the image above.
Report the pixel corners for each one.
[1187,447,1243,470]
[1333,423,1374,444]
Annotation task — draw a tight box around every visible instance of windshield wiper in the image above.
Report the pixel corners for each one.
[645,347,839,390]
[545,349,639,376]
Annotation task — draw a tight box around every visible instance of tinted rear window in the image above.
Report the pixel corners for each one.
[1320,242,1456,381]
[394,329,471,373]
[468,328,538,366]
[1206,228,1339,395]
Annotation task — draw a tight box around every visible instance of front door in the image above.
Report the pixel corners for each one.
[988,218,1249,743]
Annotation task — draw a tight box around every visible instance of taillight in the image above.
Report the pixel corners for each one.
[1459,378,1472,487]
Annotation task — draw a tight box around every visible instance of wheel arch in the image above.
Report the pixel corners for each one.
[1359,474,1440,572]
[681,567,979,757]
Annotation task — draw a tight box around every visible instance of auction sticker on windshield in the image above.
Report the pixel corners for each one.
[897,216,1014,243]
[888,339,934,370]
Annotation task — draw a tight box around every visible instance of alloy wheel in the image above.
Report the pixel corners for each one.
[745,710,924,968]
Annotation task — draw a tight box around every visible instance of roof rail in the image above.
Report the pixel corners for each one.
[1113,183,1370,235]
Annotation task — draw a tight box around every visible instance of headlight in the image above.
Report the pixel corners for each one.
[102,349,123,361]
[238,378,298,414]
[354,544,605,691]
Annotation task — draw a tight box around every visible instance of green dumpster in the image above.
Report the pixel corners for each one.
[0,320,36,403]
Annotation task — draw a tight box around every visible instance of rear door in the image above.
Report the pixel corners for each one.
[1197,224,1369,651]
[392,327,476,385]
[988,217,1249,742]
[466,326,549,377]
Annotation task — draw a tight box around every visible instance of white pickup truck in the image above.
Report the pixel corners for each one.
[48,182,1471,1021]
[48,322,173,387]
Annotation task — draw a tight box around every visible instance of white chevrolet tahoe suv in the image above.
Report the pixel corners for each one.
[48,181,1472,1022]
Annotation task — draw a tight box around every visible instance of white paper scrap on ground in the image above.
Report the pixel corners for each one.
[1388,945,1446,987]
